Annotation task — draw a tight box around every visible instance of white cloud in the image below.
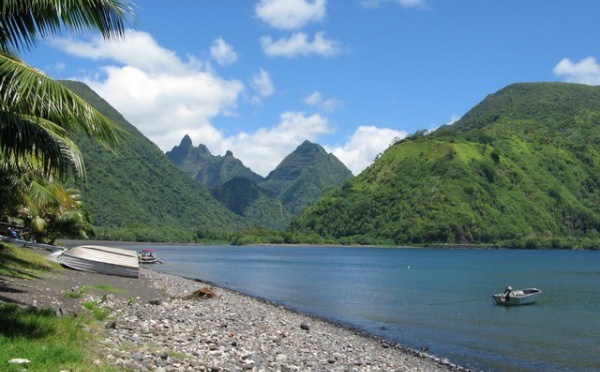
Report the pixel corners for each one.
[553,57,600,85]
[250,68,275,103]
[51,31,195,75]
[255,0,327,30]
[210,37,238,65]
[260,31,341,57]
[360,0,426,8]
[326,126,407,175]
[304,91,341,113]
[53,30,245,154]
[220,111,332,176]
[50,29,387,178]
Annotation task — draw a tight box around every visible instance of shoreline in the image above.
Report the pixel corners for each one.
[2,244,469,371]
[111,268,468,371]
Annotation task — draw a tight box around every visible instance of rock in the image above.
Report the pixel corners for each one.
[84,268,460,372]
[8,358,30,364]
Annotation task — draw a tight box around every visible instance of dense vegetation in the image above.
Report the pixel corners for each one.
[261,140,354,215]
[168,138,354,230]
[0,1,138,244]
[290,83,600,249]
[212,177,291,230]
[62,81,246,241]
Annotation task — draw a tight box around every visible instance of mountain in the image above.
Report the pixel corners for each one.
[61,80,245,235]
[212,177,290,230]
[166,136,263,188]
[290,82,600,248]
[261,140,354,215]
[168,138,354,228]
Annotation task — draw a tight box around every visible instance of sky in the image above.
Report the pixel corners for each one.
[23,0,600,176]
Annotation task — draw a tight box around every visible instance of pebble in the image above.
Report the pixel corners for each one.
[87,269,468,371]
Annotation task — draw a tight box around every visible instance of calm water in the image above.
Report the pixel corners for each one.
[130,245,600,372]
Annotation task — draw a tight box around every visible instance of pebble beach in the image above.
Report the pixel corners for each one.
[94,268,467,371]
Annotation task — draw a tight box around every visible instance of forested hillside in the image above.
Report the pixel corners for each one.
[168,138,353,229]
[61,81,246,241]
[290,82,600,248]
[261,140,354,215]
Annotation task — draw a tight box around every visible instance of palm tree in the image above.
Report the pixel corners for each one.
[0,0,137,180]
[18,175,91,244]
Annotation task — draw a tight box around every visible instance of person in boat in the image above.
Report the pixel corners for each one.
[503,286,513,301]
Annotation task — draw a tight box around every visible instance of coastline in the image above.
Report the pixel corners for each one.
[113,268,467,371]
[2,244,468,371]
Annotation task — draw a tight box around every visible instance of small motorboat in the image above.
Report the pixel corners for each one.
[53,245,139,278]
[493,286,541,306]
[138,248,163,264]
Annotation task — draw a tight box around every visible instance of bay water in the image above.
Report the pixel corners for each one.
[131,245,599,371]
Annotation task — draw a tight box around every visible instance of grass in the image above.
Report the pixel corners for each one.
[82,301,111,321]
[0,243,60,279]
[0,304,121,372]
[65,284,125,299]
[0,243,124,371]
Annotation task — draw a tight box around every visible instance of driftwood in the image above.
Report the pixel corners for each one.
[184,287,217,300]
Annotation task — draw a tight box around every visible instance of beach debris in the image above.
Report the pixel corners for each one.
[8,358,30,364]
[184,287,217,300]
[300,322,310,331]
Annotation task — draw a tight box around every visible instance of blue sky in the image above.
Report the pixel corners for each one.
[23,0,600,176]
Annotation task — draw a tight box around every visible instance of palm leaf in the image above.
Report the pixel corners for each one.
[0,111,85,179]
[0,52,125,147]
[0,0,137,53]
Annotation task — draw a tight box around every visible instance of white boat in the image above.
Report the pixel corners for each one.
[54,245,139,278]
[493,287,541,306]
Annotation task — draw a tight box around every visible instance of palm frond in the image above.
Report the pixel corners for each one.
[0,52,125,148]
[0,0,137,52]
[0,111,85,179]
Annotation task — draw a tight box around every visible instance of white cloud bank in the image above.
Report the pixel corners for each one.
[260,31,341,58]
[255,0,327,30]
[52,30,401,176]
[554,57,600,85]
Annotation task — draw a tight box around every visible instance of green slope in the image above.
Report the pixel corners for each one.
[61,81,245,234]
[262,140,354,215]
[167,138,354,229]
[291,82,600,248]
[212,177,291,230]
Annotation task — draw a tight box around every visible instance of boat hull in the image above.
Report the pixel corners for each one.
[56,245,139,278]
[139,257,162,264]
[493,288,541,306]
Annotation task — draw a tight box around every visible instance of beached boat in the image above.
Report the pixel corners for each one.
[138,248,163,264]
[493,287,541,306]
[53,245,139,278]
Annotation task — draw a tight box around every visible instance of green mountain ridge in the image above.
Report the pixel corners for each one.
[291,82,600,248]
[61,80,245,239]
[166,135,264,187]
[262,140,355,215]
[167,138,354,229]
